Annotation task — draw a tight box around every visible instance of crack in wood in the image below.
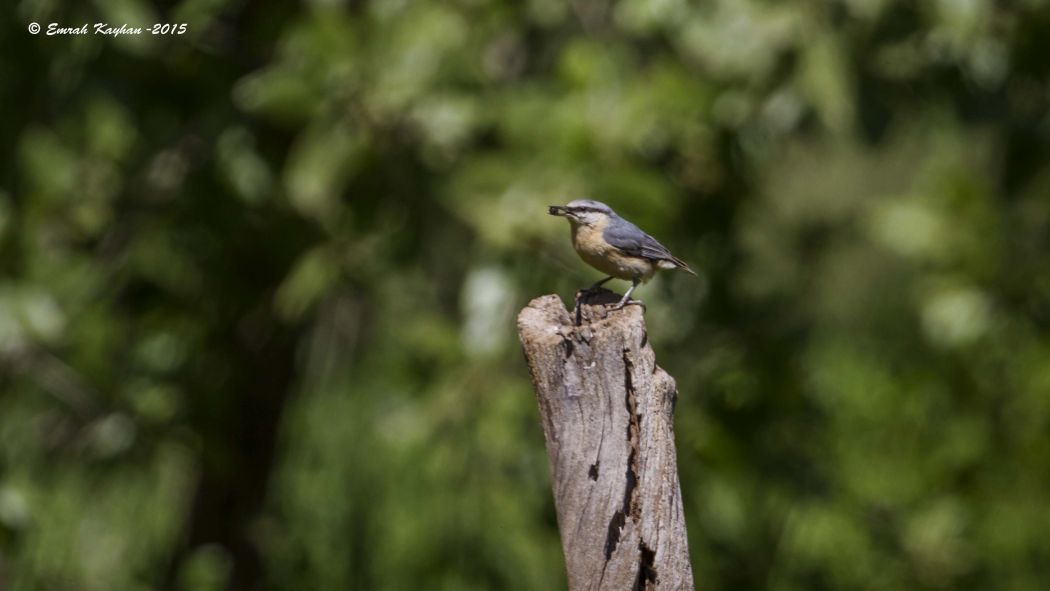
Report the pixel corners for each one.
[603,510,626,561]
[604,348,642,562]
[624,348,641,520]
[633,542,657,590]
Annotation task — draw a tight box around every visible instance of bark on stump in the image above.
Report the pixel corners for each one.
[517,289,694,591]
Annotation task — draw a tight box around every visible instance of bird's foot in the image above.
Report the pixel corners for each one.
[611,298,645,312]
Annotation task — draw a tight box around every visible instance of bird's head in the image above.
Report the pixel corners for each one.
[548,199,615,227]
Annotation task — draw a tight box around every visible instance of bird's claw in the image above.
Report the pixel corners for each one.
[611,299,645,312]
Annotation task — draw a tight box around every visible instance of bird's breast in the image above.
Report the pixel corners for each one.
[571,222,655,281]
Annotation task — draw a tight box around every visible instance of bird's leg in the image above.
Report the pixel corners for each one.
[612,278,644,311]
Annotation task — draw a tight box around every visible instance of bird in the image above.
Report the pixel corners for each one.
[549,199,695,310]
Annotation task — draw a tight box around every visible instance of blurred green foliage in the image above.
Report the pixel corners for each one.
[3,0,1050,589]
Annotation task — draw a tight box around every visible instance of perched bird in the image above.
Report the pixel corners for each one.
[549,199,695,309]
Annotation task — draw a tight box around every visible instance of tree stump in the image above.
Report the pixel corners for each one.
[517,289,695,591]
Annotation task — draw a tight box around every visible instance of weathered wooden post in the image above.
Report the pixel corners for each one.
[517,289,694,590]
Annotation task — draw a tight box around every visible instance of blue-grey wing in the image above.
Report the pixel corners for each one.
[603,217,694,272]
[604,218,671,260]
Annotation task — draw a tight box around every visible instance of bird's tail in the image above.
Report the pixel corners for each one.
[662,255,697,276]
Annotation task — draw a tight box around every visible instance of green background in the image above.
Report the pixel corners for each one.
[3,0,1050,589]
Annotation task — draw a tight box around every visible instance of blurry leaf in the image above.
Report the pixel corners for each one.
[172,0,227,27]
[84,93,138,162]
[798,33,854,134]
[234,66,322,124]
[0,486,31,531]
[217,127,274,204]
[699,476,747,542]
[94,0,159,55]
[84,413,137,459]
[19,128,80,202]
[903,498,972,585]
[460,266,515,358]
[275,246,340,321]
[135,332,187,373]
[129,381,181,424]
[870,199,949,261]
[176,544,233,591]
[613,0,689,33]
[920,283,992,348]
[0,285,66,349]
[676,2,799,80]
[284,122,364,222]
[364,5,466,115]
[410,93,478,167]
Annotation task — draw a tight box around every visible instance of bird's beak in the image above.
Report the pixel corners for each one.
[548,205,568,217]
